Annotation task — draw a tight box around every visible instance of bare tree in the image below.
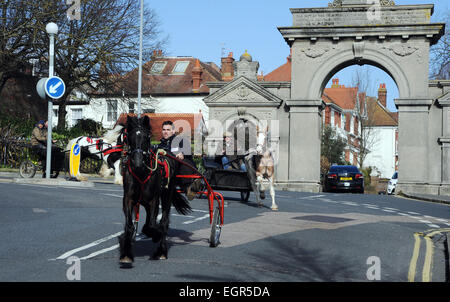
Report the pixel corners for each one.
[430,9,449,80]
[351,66,379,169]
[0,1,47,92]
[1,0,167,131]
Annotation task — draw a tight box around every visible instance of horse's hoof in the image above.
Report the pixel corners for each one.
[257,202,263,207]
[271,206,279,211]
[151,254,167,260]
[119,257,133,268]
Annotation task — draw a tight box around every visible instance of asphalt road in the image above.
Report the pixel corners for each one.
[0,180,449,283]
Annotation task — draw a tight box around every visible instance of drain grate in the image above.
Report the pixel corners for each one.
[293,215,354,224]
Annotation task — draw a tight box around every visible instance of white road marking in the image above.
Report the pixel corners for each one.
[383,207,398,211]
[79,244,119,260]
[102,193,123,198]
[419,220,432,224]
[382,209,396,213]
[397,213,411,217]
[410,216,423,220]
[32,208,48,213]
[407,211,420,215]
[427,224,441,229]
[183,214,210,225]
[51,231,124,260]
[435,218,448,223]
[301,195,325,199]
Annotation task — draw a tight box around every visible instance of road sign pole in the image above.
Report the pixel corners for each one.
[45,23,58,179]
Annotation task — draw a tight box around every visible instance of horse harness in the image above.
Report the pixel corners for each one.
[77,136,124,164]
[122,127,171,202]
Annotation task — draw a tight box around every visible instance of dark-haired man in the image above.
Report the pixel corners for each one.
[156,121,203,200]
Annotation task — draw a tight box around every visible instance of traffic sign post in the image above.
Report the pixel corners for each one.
[45,22,59,179]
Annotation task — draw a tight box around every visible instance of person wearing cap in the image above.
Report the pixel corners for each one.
[30,120,62,178]
[220,131,246,172]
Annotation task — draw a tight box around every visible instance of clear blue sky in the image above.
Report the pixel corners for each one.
[148,0,449,112]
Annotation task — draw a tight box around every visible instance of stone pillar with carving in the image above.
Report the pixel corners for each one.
[285,99,324,193]
[395,98,434,194]
[438,96,450,194]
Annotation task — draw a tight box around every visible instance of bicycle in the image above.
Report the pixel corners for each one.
[19,146,66,178]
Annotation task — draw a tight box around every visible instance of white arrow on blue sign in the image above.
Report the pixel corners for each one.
[45,76,66,99]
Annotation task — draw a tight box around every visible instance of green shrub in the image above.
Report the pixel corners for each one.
[360,167,372,187]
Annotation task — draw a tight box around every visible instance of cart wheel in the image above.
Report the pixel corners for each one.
[19,160,37,178]
[240,190,250,202]
[209,206,222,247]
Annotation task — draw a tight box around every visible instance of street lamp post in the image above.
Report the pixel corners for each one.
[137,0,144,119]
[45,22,58,179]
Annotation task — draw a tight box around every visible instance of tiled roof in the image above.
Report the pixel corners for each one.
[264,56,291,82]
[93,57,222,96]
[116,113,205,141]
[364,97,398,127]
[322,87,359,111]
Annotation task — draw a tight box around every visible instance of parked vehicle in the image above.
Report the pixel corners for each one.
[323,165,364,193]
[387,171,398,195]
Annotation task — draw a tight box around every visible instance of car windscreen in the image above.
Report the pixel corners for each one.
[392,172,398,179]
[329,166,360,173]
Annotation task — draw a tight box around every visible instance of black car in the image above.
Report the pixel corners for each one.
[323,165,364,193]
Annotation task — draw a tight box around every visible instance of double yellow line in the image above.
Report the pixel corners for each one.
[408,228,450,282]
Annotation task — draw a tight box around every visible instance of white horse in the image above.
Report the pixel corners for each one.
[253,125,278,211]
[65,124,125,184]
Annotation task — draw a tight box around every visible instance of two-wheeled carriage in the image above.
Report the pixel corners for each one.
[201,156,254,202]
[130,152,225,248]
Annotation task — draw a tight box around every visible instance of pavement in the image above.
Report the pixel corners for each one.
[0,171,110,187]
[1,171,450,205]
[399,191,450,205]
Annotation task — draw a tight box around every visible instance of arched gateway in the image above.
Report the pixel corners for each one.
[205,1,448,196]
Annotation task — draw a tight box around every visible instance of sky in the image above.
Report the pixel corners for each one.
[147,0,449,112]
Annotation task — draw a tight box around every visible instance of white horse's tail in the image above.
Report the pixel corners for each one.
[102,124,124,144]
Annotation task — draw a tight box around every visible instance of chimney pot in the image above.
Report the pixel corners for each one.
[378,83,387,107]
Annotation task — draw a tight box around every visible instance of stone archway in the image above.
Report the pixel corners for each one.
[278,0,445,194]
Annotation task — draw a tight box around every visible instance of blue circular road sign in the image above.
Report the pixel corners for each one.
[45,76,66,99]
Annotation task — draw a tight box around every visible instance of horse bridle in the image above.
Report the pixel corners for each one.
[125,126,150,158]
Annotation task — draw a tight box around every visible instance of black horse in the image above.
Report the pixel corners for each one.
[119,115,192,267]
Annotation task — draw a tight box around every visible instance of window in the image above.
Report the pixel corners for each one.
[172,61,190,74]
[350,116,354,134]
[150,61,166,74]
[107,100,117,122]
[72,108,82,126]
[330,108,335,127]
[129,102,135,114]
[143,108,155,113]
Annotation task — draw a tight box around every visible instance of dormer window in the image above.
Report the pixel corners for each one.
[150,61,166,74]
[172,61,190,74]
